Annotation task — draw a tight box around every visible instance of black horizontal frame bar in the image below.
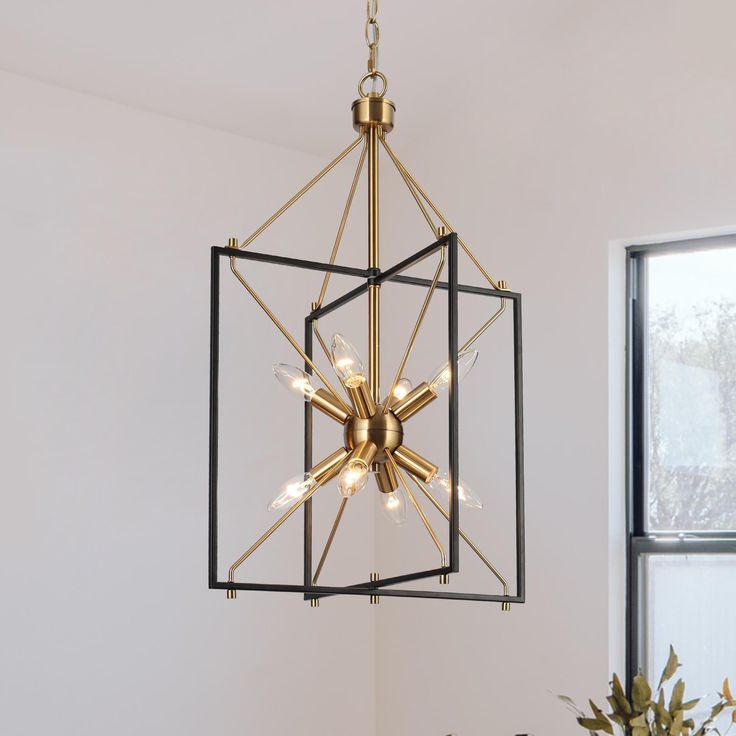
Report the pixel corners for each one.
[214,246,370,279]
[631,536,736,554]
[626,233,736,257]
[311,566,451,601]
[389,274,520,300]
[375,236,449,284]
[210,581,523,603]
[307,282,369,321]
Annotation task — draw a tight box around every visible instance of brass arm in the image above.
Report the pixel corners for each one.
[405,471,510,602]
[315,136,368,309]
[383,246,446,412]
[228,448,349,583]
[380,133,510,354]
[386,450,447,569]
[238,136,363,251]
[229,258,352,415]
[312,498,349,584]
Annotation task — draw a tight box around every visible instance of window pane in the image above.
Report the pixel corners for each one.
[646,246,736,531]
[644,554,736,728]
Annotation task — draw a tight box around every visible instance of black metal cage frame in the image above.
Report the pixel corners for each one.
[209,233,525,603]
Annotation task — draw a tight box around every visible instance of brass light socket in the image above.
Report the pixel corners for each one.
[311,388,350,424]
[311,447,350,484]
[348,440,378,469]
[346,376,377,419]
[393,445,438,483]
[375,461,398,494]
[391,382,437,422]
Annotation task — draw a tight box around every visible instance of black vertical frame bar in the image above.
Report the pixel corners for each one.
[208,248,220,588]
[448,234,460,571]
[513,297,526,599]
[626,250,648,689]
[303,318,314,597]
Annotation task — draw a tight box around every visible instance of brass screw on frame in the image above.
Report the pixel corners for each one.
[227,589,237,600]
[370,572,380,605]
[227,236,239,248]
[310,598,320,608]
[502,601,511,612]
[440,573,450,585]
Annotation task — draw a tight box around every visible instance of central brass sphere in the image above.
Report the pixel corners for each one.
[344,405,403,463]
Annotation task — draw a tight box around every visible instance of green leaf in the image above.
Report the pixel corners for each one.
[578,717,612,734]
[633,674,653,712]
[558,694,587,718]
[670,710,684,736]
[669,679,685,714]
[659,646,681,690]
[611,674,633,716]
[588,701,614,734]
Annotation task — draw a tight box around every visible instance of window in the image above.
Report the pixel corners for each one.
[626,236,736,712]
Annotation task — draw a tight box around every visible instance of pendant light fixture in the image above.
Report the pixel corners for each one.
[209,1,525,607]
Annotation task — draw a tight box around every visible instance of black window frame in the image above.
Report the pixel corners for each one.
[625,234,736,688]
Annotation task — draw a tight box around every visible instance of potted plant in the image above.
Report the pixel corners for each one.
[560,647,736,735]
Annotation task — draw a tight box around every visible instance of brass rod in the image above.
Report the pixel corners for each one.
[315,138,368,309]
[239,136,363,251]
[379,135,501,291]
[229,258,352,415]
[312,318,333,366]
[228,455,347,582]
[312,498,349,584]
[378,131,437,235]
[383,246,446,412]
[386,450,447,568]
[367,126,380,400]
[406,472,510,597]
[459,298,507,354]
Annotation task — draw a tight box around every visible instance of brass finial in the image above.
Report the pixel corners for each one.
[370,572,380,604]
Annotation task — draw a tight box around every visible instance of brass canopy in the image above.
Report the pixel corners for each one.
[344,405,403,463]
[352,94,395,132]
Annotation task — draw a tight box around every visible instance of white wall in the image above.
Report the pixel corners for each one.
[374,4,736,735]
[0,71,376,736]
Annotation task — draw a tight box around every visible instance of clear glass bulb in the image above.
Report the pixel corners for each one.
[429,470,483,509]
[381,490,407,525]
[338,460,369,498]
[272,363,316,400]
[330,333,365,387]
[428,349,479,392]
[392,378,413,401]
[268,473,315,511]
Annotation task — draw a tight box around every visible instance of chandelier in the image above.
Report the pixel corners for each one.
[209,1,525,608]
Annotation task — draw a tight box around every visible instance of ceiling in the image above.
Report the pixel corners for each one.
[2,1,735,158]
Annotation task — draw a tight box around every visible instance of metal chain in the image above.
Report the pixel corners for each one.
[366,0,379,73]
[358,0,387,97]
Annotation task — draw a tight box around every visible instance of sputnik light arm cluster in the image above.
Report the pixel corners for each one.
[208,0,525,607]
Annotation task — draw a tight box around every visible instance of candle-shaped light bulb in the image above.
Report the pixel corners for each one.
[428,349,479,392]
[381,490,407,525]
[429,470,483,509]
[393,378,413,401]
[330,333,365,387]
[273,363,316,400]
[268,473,316,511]
[337,460,369,498]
